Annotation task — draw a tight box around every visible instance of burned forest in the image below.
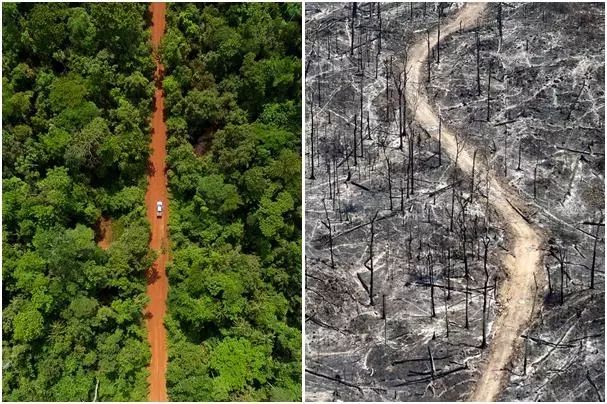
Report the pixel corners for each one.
[304,2,605,401]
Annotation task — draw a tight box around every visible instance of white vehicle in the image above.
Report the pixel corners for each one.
[156,201,164,218]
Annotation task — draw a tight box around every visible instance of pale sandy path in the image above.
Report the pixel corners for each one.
[146,3,169,401]
[404,4,544,401]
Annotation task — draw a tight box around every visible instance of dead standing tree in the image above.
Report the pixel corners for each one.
[392,51,409,151]
[588,212,604,290]
[449,134,466,232]
[486,59,492,121]
[549,245,568,305]
[359,55,365,160]
[377,3,382,54]
[353,114,358,166]
[470,149,477,203]
[350,3,357,57]
[436,5,441,65]
[503,123,508,177]
[446,247,452,299]
[321,198,335,269]
[385,57,392,122]
[406,97,420,196]
[481,235,491,348]
[426,29,431,83]
[475,26,481,95]
[456,193,471,329]
[444,278,450,338]
[497,2,503,42]
[383,147,394,211]
[428,252,436,317]
[309,95,316,180]
[364,211,380,306]
[437,111,442,167]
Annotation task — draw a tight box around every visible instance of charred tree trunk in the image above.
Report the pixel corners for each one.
[444,286,450,338]
[426,29,431,82]
[409,130,415,194]
[428,345,436,379]
[545,264,553,296]
[438,115,442,166]
[353,114,358,166]
[464,237,469,329]
[590,218,603,289]
[400,179,405,213]
[393,57,407,151]
[429,253,436,317]
[461,205,470,330]
[322,198,335,269]
[378,3,382,53]
[350,3,357,56]
[504,125,508,177]
[487,60,492,121]
[517,137,522,170]
[309,97,316,180]
[386,154,393,210]
[382,294,386,319]
[471,150,477,202]
[497,3,503,42]
[366,212,379,306]
[450,185,456,233]
[481,237,490,348]
[560,253,565,305]
[359,69,365,159]
[476,27,481,96]
[436,8,441,65]
[403,54,408,148]
[327,160,333,200]
[389,56,393,121]
[533,163,538,199]
[447,247,452,299]
[398,84,403,150]
[317,79,322,107]
[550,246,567,305]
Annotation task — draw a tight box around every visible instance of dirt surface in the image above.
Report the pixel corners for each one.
[406,3,544,401]
[146,2,169,401]
[96,217,112,250]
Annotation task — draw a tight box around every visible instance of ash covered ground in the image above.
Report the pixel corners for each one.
[430,3,605,401]
[305,2,605,401]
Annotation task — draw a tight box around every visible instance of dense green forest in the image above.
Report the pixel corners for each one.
[160,3,302,401]
[2,4,154,400]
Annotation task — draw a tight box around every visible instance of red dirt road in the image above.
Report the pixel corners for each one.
[146,3,169,401]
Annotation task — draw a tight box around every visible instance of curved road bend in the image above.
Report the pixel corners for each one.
[146,2,169,401]
[404,3,543,401]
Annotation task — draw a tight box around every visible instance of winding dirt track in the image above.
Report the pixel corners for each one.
[146,3,169,401]
[405,4,543,401]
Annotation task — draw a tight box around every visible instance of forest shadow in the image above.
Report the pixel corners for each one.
[147,262,160,285]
